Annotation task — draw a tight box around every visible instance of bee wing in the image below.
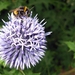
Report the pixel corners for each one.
[18,9,24,11]
[9,9,14,12]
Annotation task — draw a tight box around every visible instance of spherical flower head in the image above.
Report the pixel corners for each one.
[0,12,52,70]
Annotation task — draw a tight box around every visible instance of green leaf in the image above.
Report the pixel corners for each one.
[74,53,75,58]
[0,1,10,11]
[64,41,75,52]
[25,70,40,75]
[3,69,40,75]
[0,59,6,67]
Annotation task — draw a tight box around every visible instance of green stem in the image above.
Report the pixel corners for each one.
[19,69,25,75]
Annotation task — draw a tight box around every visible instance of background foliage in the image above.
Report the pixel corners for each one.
[0,0,75,75]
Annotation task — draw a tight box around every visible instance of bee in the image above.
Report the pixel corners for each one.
[10,6,31,18]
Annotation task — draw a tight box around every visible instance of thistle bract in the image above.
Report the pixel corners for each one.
[0,12,52,70]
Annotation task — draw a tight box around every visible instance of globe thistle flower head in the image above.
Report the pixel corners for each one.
[0,11,52,70]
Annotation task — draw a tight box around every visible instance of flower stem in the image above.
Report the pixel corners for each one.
[60,68,75,75]
[19,68,25,75]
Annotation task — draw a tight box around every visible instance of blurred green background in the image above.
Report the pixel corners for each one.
[0,0,75,75]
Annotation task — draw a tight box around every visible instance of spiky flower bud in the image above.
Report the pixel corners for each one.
[0,12,52,70]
